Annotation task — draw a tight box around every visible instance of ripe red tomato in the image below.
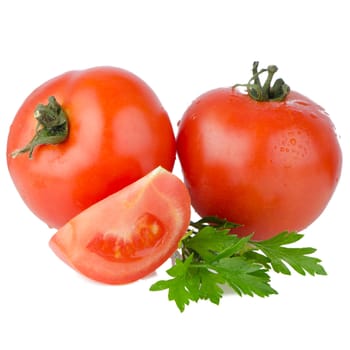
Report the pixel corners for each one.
[7,66,176,228]
[49,167,191,284]
[177,64,342,240]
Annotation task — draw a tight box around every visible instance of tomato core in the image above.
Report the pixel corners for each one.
[87,213,165,262]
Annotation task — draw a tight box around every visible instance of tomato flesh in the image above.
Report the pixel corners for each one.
[49,167,191,284]
[87,213,165,262]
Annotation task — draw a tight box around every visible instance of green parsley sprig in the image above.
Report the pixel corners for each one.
[150,216,327,312]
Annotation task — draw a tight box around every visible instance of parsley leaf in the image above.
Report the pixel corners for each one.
[150,217,327,312]
[150,255,195,312]
[211,257,277,297]
[252,231,327,276]
[184,226,250,262]
[194,268,225,304]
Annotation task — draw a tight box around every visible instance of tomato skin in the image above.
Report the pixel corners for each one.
[177,87,342,240]
[7,67,176,228]
[49,167,191,284]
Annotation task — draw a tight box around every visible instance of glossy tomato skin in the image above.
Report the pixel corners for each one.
[177,88,342,240]
[49,167,191,284]
[7,67,176,228]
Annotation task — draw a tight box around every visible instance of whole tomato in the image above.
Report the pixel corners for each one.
[177,62,342,240]
[7,66,176,228]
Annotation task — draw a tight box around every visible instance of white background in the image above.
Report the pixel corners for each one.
[1,1,349,349]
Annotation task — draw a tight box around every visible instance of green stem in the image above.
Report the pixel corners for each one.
[233,61,290,102]
[11,96,69,159]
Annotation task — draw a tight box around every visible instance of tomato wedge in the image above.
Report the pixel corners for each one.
[49,166,191,284]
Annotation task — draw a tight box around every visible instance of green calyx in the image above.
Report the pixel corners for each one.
[234,61,290,102]
[11,96,69,159]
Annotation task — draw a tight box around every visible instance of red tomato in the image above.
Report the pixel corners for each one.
[7,66,176,228]
[49,166,191,284]
[177,65,342,240]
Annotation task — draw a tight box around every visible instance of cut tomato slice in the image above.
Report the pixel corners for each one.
[49,166,191,284]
